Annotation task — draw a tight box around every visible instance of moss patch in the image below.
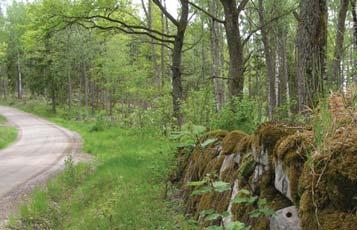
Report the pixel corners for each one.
[222,131,247,155]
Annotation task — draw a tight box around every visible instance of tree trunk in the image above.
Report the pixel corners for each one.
[351,0,357,47]
[350,0,357,83]
[171,0,188,127]
[220,0,244,98]
[200,16,206,84]
[332,0,349,87]
[296,0,327,112]
[17,51,22,99]
[160,1,166,87]
[258,0,276,120]
[281,38,292,118]
[209,0,225,111]
[83,63,89,111]
[67,64,72,111]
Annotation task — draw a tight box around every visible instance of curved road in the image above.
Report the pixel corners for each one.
[0,106,81,225]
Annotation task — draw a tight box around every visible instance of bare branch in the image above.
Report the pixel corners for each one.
[182,32,204,52]
[152,0,179,27]
[243,6,298,46]
[69,18,175,44]
[188,1,225,24]
[238,0,250,14]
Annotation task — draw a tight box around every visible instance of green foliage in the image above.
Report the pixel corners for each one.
[232,189,258,205]
[187,174,231,196]
[233,190,275,218]
[189,178,274,229]
[0,115,18,149]
[7,102,191,229]
[312,98,333,151]
[170,122,207,147]
[211,98,259,134]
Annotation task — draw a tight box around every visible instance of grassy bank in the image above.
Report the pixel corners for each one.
[3,100,191,229]
[0,115,17,149]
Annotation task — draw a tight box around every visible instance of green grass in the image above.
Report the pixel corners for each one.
[3,100,192,229]
[0,115,18,149]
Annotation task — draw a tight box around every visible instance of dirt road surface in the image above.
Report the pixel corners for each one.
[0,106,82,228]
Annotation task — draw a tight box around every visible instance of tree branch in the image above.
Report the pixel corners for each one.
[70,18,175,44]
[188,1,225,24]
[152,0,179,27]
[243,6,298,46]
[65,14,176,40]
[238,0,250,14]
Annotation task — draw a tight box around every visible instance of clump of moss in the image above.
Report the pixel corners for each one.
[237,153,256,186]
[234,135,253,154]
[201,129,228,141]
[222,131,247,155]
[300,192,357,230]
[252,122,295,155]
[273,131,313,204]
[299,125,357,229]
[203,155,225,176]
[256,171,292,210]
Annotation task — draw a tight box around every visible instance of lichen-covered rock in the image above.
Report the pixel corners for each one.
[270,206,301,230]
[176,114,356,230]
[274,160,292,201]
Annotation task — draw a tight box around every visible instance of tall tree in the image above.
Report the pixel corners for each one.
[209,0,225,111]
[351,0,357,47]
[153,0,189,126]
[332,0,349,87]
[258,0,276,120]
[220,0,249,98]
[296,0,328,111]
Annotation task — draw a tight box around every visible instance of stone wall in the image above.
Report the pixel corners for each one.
[173,119,357,229]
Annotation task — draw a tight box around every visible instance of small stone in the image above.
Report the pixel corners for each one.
[270,206,302,230]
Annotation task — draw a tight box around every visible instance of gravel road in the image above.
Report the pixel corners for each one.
[0,106,82,227]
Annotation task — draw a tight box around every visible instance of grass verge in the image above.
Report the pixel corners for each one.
[2,100,191,229]
[0,115,18,149]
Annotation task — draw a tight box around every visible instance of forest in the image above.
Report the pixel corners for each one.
[0,0,356,229]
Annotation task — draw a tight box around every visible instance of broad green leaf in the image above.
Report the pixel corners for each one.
[200,209,215,216]
[221,211,231,218]
[187,179,208,187]
[206,226,224,230]
[232,195,257,205]
[205,213,221,221]
[200,138,218,148]
[191,186,212,196]
[212,181,231,193]
[248,208,275,218]
[192,124,207,136]
[225,221,251,230]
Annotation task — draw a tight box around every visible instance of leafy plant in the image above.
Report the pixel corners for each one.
[233,189,275,218]
[188,177,275,229]
[211,97,259,134]
[170,122,208,147]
